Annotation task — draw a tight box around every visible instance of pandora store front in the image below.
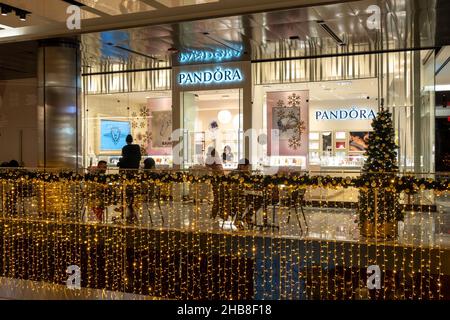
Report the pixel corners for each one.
[82,49,434,173]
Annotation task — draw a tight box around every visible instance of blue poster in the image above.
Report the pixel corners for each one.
[100,120,130,151]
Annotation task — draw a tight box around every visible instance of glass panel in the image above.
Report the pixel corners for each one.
[83,91,172,170]
[181,88,242,169]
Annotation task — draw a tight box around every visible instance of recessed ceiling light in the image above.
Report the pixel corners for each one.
[15,9,28,21]
[1,5,12,16]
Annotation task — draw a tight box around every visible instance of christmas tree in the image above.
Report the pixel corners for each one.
[358,106,403,229]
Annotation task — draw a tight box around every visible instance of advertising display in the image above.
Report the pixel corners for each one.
[100,119,130,152]
[349,131,370,153]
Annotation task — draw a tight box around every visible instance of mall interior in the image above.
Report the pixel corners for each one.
[0,0,449,300]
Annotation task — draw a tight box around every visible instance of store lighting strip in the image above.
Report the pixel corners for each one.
[316,20,346,46]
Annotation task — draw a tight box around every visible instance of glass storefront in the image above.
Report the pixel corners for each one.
[82,50,436,173]
[180,89,243,169]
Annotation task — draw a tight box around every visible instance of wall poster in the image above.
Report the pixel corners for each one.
[349,131,370,153]
[267,91,309,156]
[147,97,172,155]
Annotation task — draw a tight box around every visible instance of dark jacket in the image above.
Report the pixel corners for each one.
[118,144,141,169]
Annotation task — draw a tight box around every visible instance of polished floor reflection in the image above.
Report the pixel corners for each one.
[77,195,450,249]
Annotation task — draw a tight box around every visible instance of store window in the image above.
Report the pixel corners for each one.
[253,78,378,171]
[83,91,172,170]
[180,88,243,169]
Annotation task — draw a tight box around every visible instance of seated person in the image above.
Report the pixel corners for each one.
[205,147,223,172]
[88,160,107,174]
[235,158,251,172]
[144,157,156,170]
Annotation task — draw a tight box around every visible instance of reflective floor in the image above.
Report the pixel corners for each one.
[77,197,450,249]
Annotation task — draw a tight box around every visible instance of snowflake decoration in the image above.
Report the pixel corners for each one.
[139,106,149,117]
[131,112,137,118]
[140,145,147,155]
[131,121,138,129]
[143,132,152,144]
[288,93,301,107]
[139,121,146,128]
[275,93,306,150]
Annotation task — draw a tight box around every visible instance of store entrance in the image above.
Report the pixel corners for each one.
[181,88,243,169]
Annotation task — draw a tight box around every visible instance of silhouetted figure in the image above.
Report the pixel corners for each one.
[117,135,141,224]
[96,160,107,174]
[118,135,141,170]
[143,157,156,170]
[8,160,19,168]
[89,160,107,174]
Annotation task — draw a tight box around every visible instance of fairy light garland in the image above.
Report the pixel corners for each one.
[0,168,448,300]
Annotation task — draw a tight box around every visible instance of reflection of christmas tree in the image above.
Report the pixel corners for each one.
[275,93,306,150]
[358,106,403,227]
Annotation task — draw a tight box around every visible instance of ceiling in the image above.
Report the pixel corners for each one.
[0,40,36,79]
[80,0,439,72]
[1,0,449,80]
[0,0,354,42]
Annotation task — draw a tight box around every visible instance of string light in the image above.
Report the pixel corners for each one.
[0,167,448,299]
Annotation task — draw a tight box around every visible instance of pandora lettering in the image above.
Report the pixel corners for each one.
[315,108,376,121]
[177,67,243,86]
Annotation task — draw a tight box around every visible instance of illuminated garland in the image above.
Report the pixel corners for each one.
[0,169,448,192]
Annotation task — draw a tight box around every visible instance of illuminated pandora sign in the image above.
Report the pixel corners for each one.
[177,67,243,86]
[315,108,376,120]
[179,47,243,64]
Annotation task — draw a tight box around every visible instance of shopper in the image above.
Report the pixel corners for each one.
[89,160,107,174]
[8,160,20,168]
[116,135,141,224]
[143,157,156,170]
[205,147,223,171]
[118,134,141,170]
[222,145,234,163]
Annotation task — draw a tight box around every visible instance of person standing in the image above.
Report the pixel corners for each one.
[117,134,141,224]
[118,134,141,170]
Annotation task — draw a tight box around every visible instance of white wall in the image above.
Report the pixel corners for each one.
[0,78,38,167]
